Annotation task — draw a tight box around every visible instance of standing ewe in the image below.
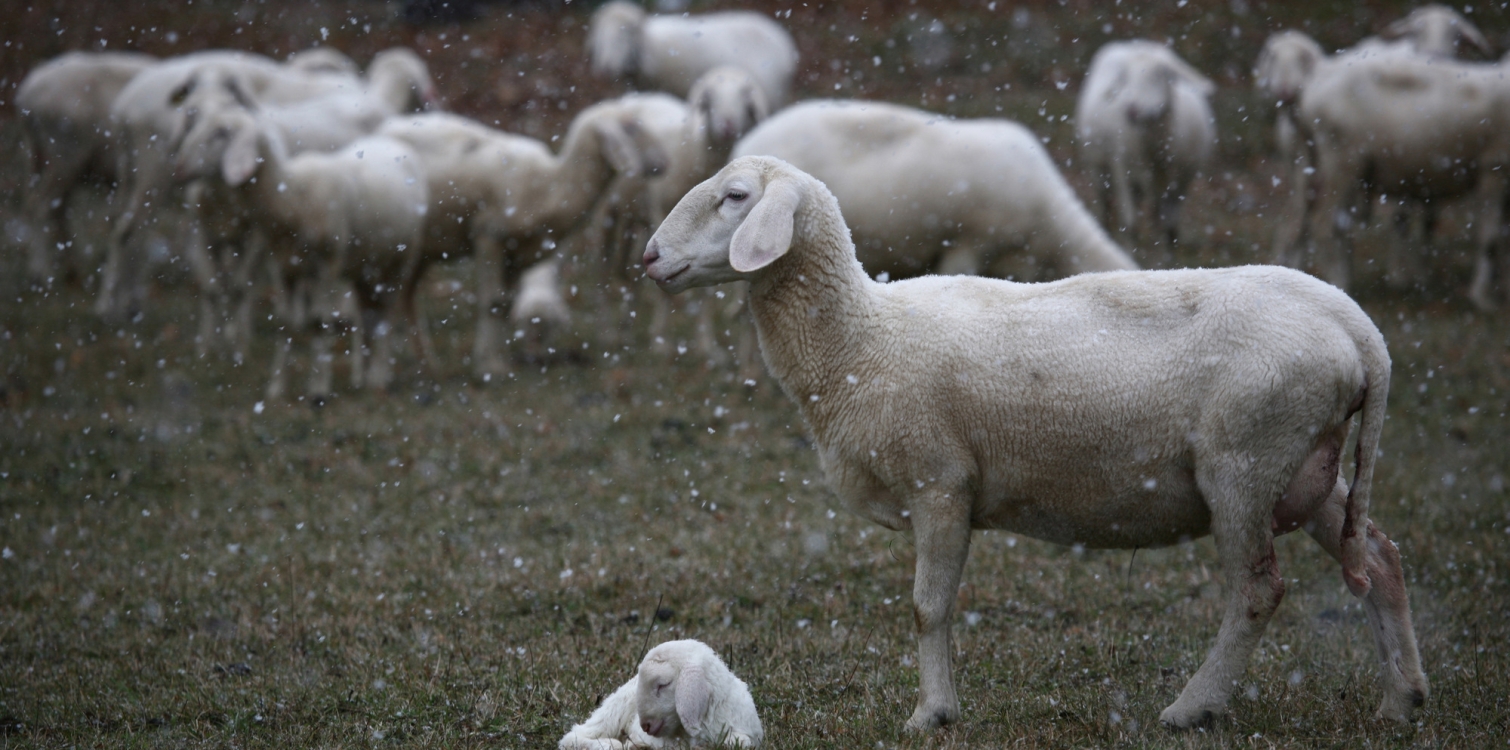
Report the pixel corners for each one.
[377,103,666,378]
[175,106,429,398]
[588,0,797,108]
[14,51,157,283]
[1076,40,1216,261]
[560,640,762,749]
[644,156,1427,732]
[1253,31,1325,169]
[732,100,1136,282]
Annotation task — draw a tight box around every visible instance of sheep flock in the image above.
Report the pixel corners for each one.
[12,0,1508,743]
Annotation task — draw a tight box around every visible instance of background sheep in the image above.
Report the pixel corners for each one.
[14,50,157,283]
[587,0,797,109]
[560,639,762,749]
[510,260,572,363]
[1253,30,1324,169]
[1286,49,1510,305]
[644,156,1426,733]
[733,99,1137,281]
[378,103,666,378]
[1075,40,1216,261]
[96,47,434,323]
[174,106,429,398]
[590,68,770,365]
[284,46,360,76]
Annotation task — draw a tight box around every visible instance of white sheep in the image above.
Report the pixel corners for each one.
[509,260,572,362]
[590,68,769,363]
[1075,40,1216,261]
[560,639,762,749]
[174,105,429,398]
[97,48,434,322]
[1286,49,1510,305]
[1380,4,1493,58]
[733,99,1137,281]
[1253,31,1325,168]
[644,156,1427,732]
[588,0,797,108]
[377,103,666,378]
[14,50,157,283]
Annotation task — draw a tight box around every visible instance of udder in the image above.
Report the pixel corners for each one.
[1272,422,1348,533]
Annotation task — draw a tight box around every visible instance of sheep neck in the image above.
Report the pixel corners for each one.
[746,199,879,409]
[535,115,617,235]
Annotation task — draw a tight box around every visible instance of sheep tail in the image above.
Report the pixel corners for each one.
[1341,333,1389,599]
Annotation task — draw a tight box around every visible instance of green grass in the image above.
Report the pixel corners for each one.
[3,0,1510,747]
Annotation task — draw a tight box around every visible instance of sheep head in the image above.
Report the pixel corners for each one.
[645,156,807,293]
[173,105,263,187]
[635,641,714,740]
[1254,31,1324,103]
[1384,4,1493,59]
[588,1,646,79]
[689,66,771,146]
[1109,51,1212,124]
[369,47,440,112]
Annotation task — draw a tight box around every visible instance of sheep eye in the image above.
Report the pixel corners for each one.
[724,190,748,204]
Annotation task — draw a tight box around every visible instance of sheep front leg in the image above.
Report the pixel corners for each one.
[1161,500,1284,728]
[1466,169,1506,311]
[904,497,972,733]
[471,234,511,378]
[1304,478,1427,720]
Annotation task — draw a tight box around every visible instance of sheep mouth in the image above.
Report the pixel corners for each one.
[651,263,690,285]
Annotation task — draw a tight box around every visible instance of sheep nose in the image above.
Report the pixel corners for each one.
[643,240,661,269]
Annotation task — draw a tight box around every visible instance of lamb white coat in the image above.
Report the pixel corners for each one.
[560,640,762,748]
[643,156,1427,733]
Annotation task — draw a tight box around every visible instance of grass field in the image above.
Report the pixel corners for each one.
[3,1,1510,747]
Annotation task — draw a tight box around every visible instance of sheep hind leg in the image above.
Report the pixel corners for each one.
[903,495,971,733]
[1303,479,1427,721]
[1160,497,1285,728]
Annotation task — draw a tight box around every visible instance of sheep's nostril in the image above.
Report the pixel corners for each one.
[643,241,661,268]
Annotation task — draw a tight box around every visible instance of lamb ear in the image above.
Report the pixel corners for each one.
[222,125,261,187]
[729,175,802,273]
[673,665,710,736]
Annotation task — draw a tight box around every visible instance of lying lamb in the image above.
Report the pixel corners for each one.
[644,156,1427,732]
[560,639,762,749]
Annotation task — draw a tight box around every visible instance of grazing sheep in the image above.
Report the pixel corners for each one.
[733,99,1137,281]
[510,260,572,362]
[560,640,762,749]
[1381,4,1493,58]
[377,104,666,378]
[588,0,797,108]
[644,156,1427,732]
[174,106,429,398]
[1076,40,1216,261]
[1286,49,1510,305]
[14,50,157,283]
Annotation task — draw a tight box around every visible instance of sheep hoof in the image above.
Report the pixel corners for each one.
[1158,701,1219,730]
[1376,688,1426,723]
[903,705,957,733]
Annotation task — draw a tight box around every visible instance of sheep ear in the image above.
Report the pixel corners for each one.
[1458,21,1494,57]
[673,666,710,736]
[729,174,802,273]
[596,118,645,176]
[222,125,261,187]
[1165,58,1214,96]
[744,84,771,123]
